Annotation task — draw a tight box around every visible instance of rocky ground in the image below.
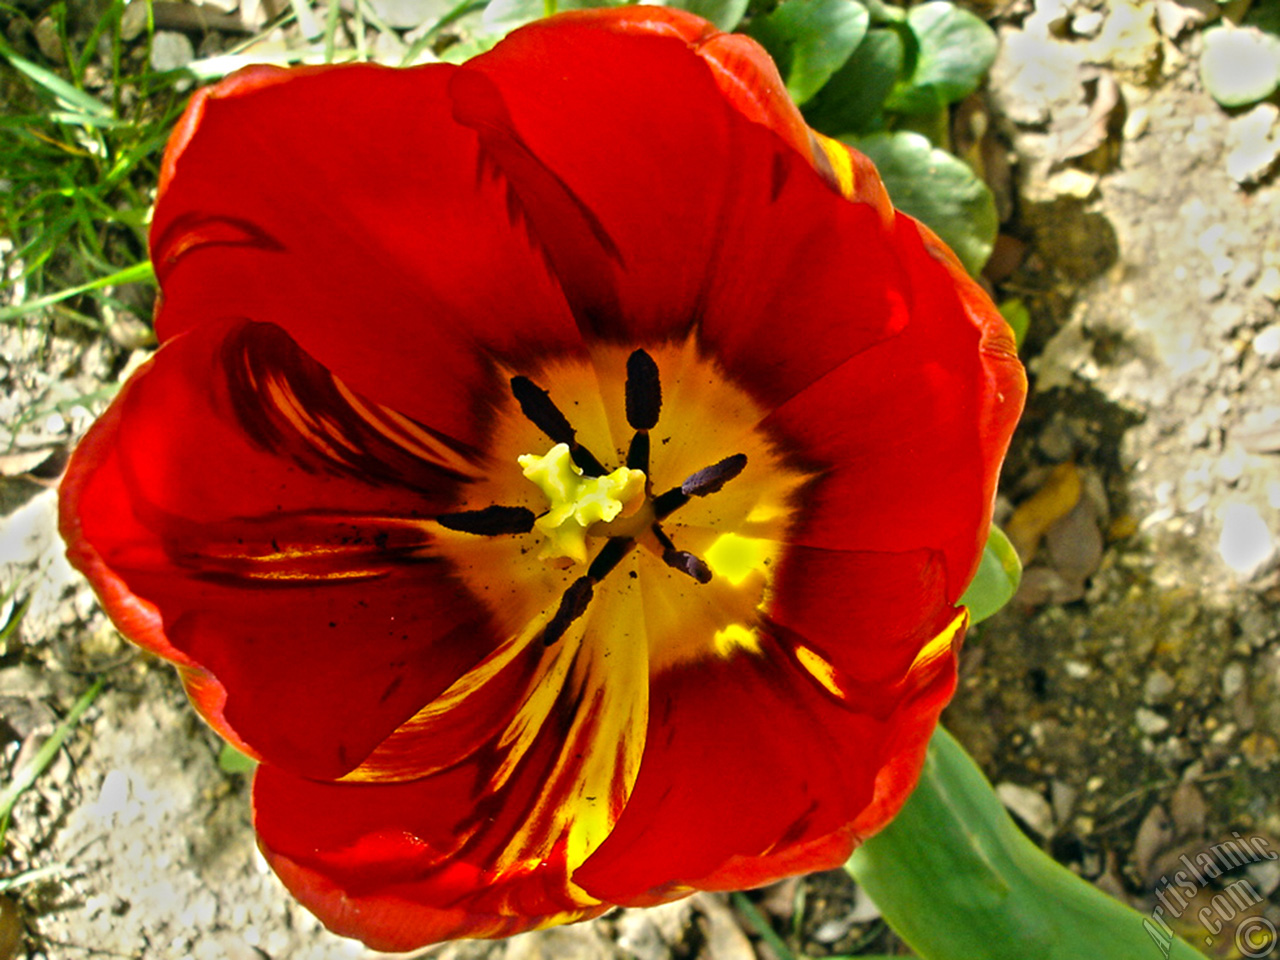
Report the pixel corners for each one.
[1,0,1278,958]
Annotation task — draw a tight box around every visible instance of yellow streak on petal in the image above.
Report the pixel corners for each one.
[794,643,843,698]
[332,377,482,480]
[712,623,763,659]
[263,375,347,464]
[913,609,968,676]
[795,610,966,706]
[811,131,855,199]
[704,532,771,587]
[503,567,649,879]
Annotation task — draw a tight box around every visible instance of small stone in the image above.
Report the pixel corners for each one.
[996,782,1055,837]
[1072,10,1104,37]
[1225,103,1280,185]
[34,16,65,62]
[1222,661,1248,699]
[1168,781,1208,838]
[1254,323,1280,361]
[1123,105,1151,140]
[1257,268,1280,303]
[1065,660,1091,679]
[1136,707,1171,735]
[1241,732,1279,769]
[1144,669,1176,705]
[1047,168,1099,200]
[1154,0,1216,39]
[1218,502,1276,577]
[1215,446,1247,483]
[150,31,195,72]
[1050,780,1077,824]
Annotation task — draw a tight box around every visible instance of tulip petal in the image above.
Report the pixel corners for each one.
[253,574,651,951]
[60,317,508,779]
[150,63,583,449]
[764,214,1025,598]
[457,13,910,402]
[572,611,962,905]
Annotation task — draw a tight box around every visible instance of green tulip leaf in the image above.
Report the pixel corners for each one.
[958,525,1021,625]
[218,742,258,775]
[746,0,870,105]
[844,131,997,276]
[803,26,907,136]
[884,1,997,115]
[998,298,1031,349]
[849,727,1212,960]
[665,0,751,32]
[1200,24,1280,108]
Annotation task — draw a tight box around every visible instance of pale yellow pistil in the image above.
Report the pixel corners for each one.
[518,443,646,565]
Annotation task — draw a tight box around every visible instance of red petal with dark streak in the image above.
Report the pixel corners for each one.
[151,63,582,448]
[60,318,501,779]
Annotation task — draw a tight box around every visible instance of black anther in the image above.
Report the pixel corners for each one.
[436,505,536,536]
[664,550,712,584]
[625,349,662,430]
[681,453,747,497]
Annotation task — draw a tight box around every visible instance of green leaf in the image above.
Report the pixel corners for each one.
[218,743,258,775]
[746,0,869,105]
[803,26,905,135]
[844,131,996,275]
[1200,24,1280,108]
[849,727,1212,960]
[665,0,750,32]
[958,525,1020,625]
[884,1,996,115]
[998,297,1030,349]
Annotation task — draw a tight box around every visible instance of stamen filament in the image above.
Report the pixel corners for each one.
[544,576,594,646]
[626,431,650,472]
[543,537,634,645]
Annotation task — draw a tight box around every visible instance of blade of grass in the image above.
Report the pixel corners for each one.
[0,678,105,845]
[400,0,486,65]
[0,47,114,120]
[324,0,342,62]
[0,260,154,322]
[732,891,800,960]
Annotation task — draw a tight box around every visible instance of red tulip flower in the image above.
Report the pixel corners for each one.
[60,7,1024,951]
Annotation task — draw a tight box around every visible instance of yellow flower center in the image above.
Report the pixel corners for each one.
[430,337,812,674]
[517,443,646,565]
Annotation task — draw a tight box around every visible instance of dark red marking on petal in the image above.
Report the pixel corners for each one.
[221,321,485,493]
[450,66,625,338]
[60,318,504,779]
[151,211,284,283]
